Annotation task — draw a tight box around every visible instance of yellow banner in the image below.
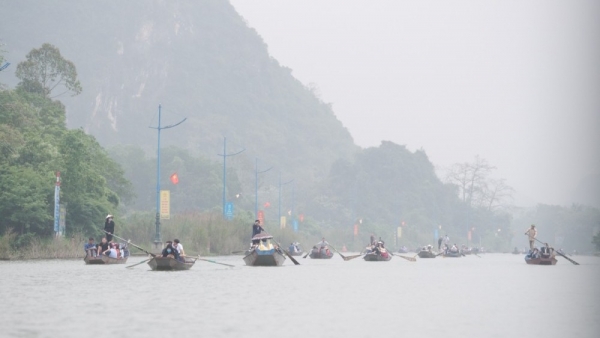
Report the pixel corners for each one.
[280,216,287,229]
[397,227,402,238]
[160,190,170,219]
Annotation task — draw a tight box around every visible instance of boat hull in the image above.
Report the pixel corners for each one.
[148,256,195,271]
[309,250,334,259]
[84,255,128,265]
[417,251,436,258]
[443,251,462,258]
[525,255,557,265]
[363,252,392,261]
[243,248,286,266]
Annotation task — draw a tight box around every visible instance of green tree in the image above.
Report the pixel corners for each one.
[15,43,82,97]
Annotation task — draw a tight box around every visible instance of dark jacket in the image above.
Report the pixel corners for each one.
[162,244,180,259]
[252,224,264,237]
[104,219,115,234]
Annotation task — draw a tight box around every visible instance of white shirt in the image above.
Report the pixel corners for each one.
[174,243,184,255]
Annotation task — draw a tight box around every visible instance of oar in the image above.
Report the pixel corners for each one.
[303,250,311,258]
[329,244,362,261]
[534,238,579,265]
[264,231,299,265]
[231,250,247,254]
[102,230,156,257]
[391,253,416,262]
[126,257,152,269]
[194,256,235,268]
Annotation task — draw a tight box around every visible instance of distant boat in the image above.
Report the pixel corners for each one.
[243,232,286,266]
[443,251,462,258]
[84,254,128,265]
[524,251,557,265]
[397,246,409,253]
[417,249,436,258]
[287,242,303,256]
[308,240,334,259]
[147,256,196,271]
[363,249,392,261]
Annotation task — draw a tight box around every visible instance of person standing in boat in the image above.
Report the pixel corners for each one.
[443,234,450,247]
[251,220,264,246]
[438,237,443,251]
[84,237,97,257]
[104,215,115,242]
[524,224,537,250]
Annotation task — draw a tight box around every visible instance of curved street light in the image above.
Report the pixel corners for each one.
[149,104,186,247]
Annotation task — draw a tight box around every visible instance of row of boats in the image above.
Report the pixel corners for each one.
[84,232,565,270]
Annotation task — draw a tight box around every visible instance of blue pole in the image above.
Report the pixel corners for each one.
[223,137,226,218]
[255,158,258,219]
[278,172,281,227]
[154,104,162,244]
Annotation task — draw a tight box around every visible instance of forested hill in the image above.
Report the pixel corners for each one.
[0,0,357,182]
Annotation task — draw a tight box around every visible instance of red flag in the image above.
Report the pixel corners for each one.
[170,173,179,185]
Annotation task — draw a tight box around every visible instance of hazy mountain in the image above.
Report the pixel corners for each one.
[0,0,357,185]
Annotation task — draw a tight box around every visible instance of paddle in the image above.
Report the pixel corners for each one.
[262,230,299,265]
[102,230,156,257]
[126,257,152,269]
[534,238,579,265]
[391,253,416,262]
[329,244,362,261]
[194,256,235,268]
[303,251,310,259]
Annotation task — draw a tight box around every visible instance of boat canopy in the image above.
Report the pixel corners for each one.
[252,232,273,240]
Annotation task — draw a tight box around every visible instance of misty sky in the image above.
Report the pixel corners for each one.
[230,0,600,207]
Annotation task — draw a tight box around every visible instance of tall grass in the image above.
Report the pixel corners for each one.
[0,230,87,260]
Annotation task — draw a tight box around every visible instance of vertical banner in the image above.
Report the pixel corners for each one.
[434,229,439,240]
[225,202,234,220]
[258,210,265,225]
[397,226,402,238]
[53,171,60,235]
[280,216,286,229]
[293,219,298,232]
[353,224,358,236]
[160,190,170,219]
[467,230,472,241]
[59,205,66,236]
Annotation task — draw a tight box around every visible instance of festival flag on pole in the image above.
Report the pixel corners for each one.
[170,173,179,185]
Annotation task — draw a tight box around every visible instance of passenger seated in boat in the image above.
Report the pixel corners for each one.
[102,243,119,258]
[540,243,554,258]
[162,241,180,260]
[450,244,459,253]
[84,237,97,257]
[528,248,540,259]
[426,245,433,252]
[96,237,109,256]
[258,239,273,251]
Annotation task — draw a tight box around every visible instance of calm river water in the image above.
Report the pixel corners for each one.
[1,253,599,338]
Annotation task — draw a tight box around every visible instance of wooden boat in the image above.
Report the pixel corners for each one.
[147,256,196,271]
[307,240,334,259]
[308,247,334,259]
[84,254,128,265]
[417,250,436,258]
[243,232,286,266]
[443,251,462,258]
[363,249,392,261]
[397,246,409,253]
[525,253,557,265]
[287,243,303,256]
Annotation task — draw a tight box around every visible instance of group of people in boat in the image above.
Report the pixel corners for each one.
[289,242,302,254]
[162,239,186,261]
[84,237,129,259]
[366,236,388,256]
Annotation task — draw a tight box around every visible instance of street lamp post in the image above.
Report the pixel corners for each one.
[218,137,245,219]
[150,104,186,248]
[278,171,293,229]
[255,158,272,219]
